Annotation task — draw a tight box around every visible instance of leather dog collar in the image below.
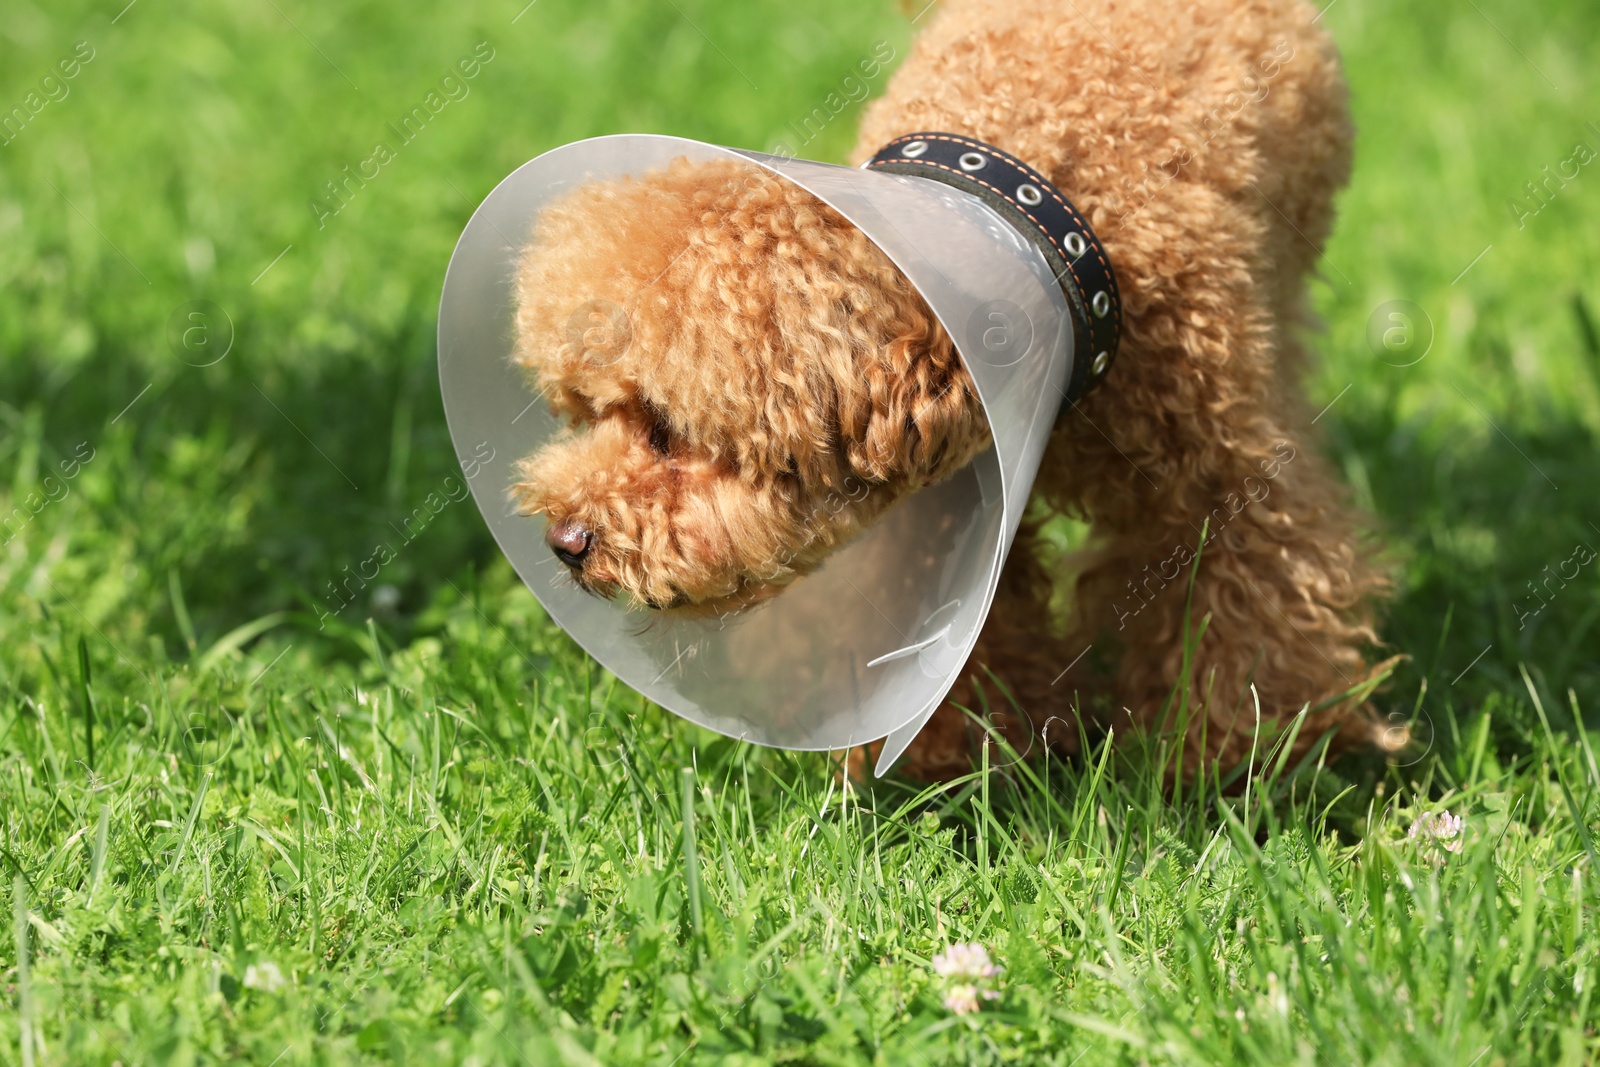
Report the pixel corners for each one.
[864,132,1121,405]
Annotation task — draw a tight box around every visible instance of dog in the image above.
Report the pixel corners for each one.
[509,0,1391,780]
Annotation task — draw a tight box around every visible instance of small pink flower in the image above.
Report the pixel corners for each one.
[942,982,1000,1015]
[1408,809,1464,856]
[931,942,1001,981]
[931,943,1002,1014]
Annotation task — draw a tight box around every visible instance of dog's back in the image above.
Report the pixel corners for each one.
[855,0,1352,282]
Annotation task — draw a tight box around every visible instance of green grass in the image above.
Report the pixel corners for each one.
[3,0,1600,1062]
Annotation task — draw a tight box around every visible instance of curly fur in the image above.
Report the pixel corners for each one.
[512,0,1391,777]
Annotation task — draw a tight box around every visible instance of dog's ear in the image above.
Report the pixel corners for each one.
[760,221,989,489]
[676,177,990,493]
[833,296,988,487]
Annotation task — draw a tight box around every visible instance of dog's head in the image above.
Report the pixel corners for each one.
[511,157,990,614]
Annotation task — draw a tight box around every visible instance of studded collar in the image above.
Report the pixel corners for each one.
[865,133,1121,406]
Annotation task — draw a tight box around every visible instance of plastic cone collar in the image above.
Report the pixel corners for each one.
[438,135,1074,774]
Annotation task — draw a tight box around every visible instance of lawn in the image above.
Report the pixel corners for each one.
[2,0,1599,1063]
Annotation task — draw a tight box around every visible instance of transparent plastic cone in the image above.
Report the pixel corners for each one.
[438,135,1074,775]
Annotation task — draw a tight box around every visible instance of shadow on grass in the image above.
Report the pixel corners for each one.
[1330,386,1600,744]
[6,318,501,655]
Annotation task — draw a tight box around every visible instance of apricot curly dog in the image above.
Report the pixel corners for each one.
[510,0,1392,779]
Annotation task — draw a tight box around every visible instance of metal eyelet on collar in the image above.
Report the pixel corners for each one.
[1016,183,1043,206]
[958,151,987,171]
[900,140,929,158]
[1091,350,1110,376]
[1064,232,1087,258]
[1092,291,1111,318]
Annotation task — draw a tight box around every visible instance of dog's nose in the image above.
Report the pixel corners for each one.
[547,519,593,568]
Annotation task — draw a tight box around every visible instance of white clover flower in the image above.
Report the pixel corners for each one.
[931,943,1002,1014]
[1407,809,1464,856]
[942,982,1001,1015]
[243,961,286,992]
[931,942,1001,980]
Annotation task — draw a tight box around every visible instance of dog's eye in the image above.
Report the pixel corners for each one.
[648,419,672,456]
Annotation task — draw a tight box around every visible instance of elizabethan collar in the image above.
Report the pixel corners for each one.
[437,133,1119,775]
